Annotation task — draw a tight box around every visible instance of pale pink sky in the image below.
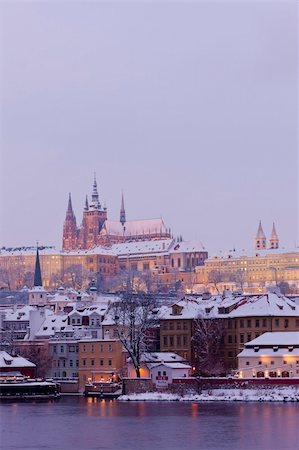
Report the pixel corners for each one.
[0,1,298,253]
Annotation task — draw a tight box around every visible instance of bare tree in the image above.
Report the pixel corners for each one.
[110,272,158,377]
[192,315,225,376]
[232,269,246,291]
[208,270,223,294]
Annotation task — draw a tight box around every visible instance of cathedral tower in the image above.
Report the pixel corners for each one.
[254,220,266,250]
[269,222,279,249]
[78,174,107,249]
[62,193,78,250]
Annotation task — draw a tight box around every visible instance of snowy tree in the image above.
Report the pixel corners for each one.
[208,270,223,294]
[110,272,159,377]
[192,315,225,376]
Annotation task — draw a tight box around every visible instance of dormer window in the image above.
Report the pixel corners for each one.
[254,346,259,352]
[273,346,278,352]
[288,346,294,352]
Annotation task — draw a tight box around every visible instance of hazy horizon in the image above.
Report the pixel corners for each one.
[0,1,298,254]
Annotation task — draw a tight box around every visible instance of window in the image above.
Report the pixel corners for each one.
[77,318,80,324]
[163,336,168,346]
[82,359,86,367]
[296,319,299,327]
[247,334,252,342]
[228,351,233,358]
[169,337,174,347]
[271,361,274,365]
[258,361,262,365]
[177,336,181,346]
[109,345,113,352]
[246,361,250,366]
[275,319,279,327]
[169,322,174,330]
[91,344,94,353]
[255,319,260,328]
[183,335,188,346]
[82,345,86,353]
[100,344,104,352]
[228,321,232,330]
[240,320,244,328]
[262,319,267,327]
[284,319,289,329]
[228,335,233,344]
[240,334,244,344]
[247,319,251,327]
[91,359,94,366]
[76,360,79,367]
[70,360,73,367]
[108,359,112,367]
[183,321,188,330]
[163,322,168,330]
[53,345,57,354]
[100,359,104,366]
[163,371,166,376]
[177,322,181,330]
[60,346,64,353]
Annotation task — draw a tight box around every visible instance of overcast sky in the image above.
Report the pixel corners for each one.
[0,1,297,254]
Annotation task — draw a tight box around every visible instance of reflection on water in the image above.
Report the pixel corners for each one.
[1,397,298,450]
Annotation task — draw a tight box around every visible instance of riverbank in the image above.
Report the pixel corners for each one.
[119,386,299,402]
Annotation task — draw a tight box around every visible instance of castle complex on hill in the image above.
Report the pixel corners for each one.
[62,176,171,250]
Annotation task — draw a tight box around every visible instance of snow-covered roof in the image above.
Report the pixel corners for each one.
[141,352,186,363]
[111,239,173,257]
[207,247,299,260]
[0,351,36,368]
[169,241,206,253]
[151,362,191,369]
[102,218,168,237]
[4,305,35,322]
[160,293,299,320]
[0,246,58,256]
[244,332,299,347]
[35,314,69,338]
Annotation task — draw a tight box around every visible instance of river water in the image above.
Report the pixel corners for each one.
[1,397,298,450]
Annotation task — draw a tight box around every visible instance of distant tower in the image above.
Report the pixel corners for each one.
[78,174,107,249]
[255,220,266,250]
[269,222,279,249]
[120,192,126,226]
[29,246,47,306]
[62,193,77,250]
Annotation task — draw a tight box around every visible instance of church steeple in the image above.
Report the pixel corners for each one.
[34,246,43,287]
[120,192,126,226]
[269,222,279,249]
[254,220,266,250]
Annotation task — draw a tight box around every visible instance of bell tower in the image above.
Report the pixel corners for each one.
[254,220,266,250]
[269,222,279,249]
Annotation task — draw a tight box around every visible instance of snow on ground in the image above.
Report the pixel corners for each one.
[119,387,299,402]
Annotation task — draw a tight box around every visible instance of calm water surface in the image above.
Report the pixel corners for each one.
[1,397,298,450]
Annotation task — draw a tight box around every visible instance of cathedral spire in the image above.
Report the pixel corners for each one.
[254,220,266,250]
[67,193,73,214]
[269,222,279,249]
[91,173,100,208]
[120,192,126,226]
[33,245,43,287]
